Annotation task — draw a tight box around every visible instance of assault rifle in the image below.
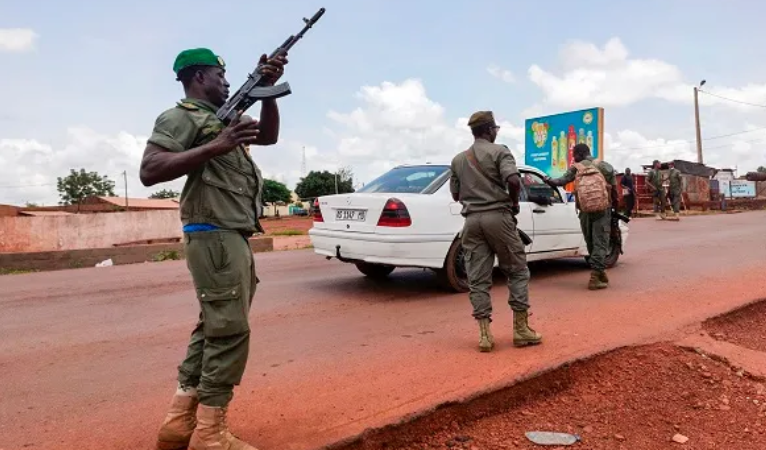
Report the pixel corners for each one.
[216,7,326,123]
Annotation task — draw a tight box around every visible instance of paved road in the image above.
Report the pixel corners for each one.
[1,212,765,450]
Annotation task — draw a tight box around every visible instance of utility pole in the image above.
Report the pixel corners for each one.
[694,80,706,165]
[123,170,129,209]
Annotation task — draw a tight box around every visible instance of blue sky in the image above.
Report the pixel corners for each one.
[2,0,766,204]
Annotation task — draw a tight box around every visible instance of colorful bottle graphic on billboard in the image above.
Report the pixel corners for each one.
[524,107,605,182]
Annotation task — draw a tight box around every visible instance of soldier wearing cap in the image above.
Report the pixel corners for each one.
[140,47,287,450]
[450,110,542,352]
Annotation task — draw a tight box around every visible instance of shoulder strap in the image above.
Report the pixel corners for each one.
[464,146,507,191]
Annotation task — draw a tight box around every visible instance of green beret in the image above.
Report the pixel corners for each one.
[172,48,225,75]
[467,111,496,128]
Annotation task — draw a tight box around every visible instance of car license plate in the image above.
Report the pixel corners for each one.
[336,209,366,221]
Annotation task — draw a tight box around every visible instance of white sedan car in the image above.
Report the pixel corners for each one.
[308,163,629,292]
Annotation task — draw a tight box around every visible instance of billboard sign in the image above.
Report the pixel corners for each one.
[720,180,756,198]
[524,107,605,180]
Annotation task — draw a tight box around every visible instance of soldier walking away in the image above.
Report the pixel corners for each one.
[450,111,542,352]
[139,48,288,450]
[647,160,667,220]
[620,168,635,218]
[667,163,683,221]
[544,144,619,290]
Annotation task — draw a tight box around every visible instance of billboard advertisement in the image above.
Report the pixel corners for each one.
[524,107,605,180]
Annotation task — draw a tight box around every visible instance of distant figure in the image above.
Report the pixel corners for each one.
[545,143,619,290]
[449,110,542,352]
[647,160,667,220]
[621,168,635,218]
[667,163,683,221]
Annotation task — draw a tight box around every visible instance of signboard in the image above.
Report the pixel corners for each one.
[720,180,756,198]
[524,107,605,181]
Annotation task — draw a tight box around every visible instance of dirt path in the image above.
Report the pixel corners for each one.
[1,213,766,450]
[336,300,766,450]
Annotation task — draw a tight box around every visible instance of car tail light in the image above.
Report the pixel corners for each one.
[313,198,323,222]
[377,198,411,227]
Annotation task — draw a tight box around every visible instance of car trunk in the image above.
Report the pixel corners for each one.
[314,193,399,234]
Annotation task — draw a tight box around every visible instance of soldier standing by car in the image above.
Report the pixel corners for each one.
[544,143,619,290]
[449,111,542,352]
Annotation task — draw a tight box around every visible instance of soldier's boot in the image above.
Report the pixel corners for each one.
[670,212,680,221]
[655,213,666,220]
[156,392,199,450]
[598,270,609,285]
[477,318,494,352]
[513,310,542,347]
[588,271,608,290]
[189,405,258,450]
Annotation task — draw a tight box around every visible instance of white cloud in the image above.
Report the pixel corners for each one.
[0,128,186,206]
[321,78,526,186]
[0,28,38,53]
[487,65,516,83]
[604,125,766,174]
[527,37,766,111]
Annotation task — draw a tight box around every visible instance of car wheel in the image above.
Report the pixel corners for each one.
[585,242,621,268]
[604,240,621,268]
[355,262,395,279]
[437,238,469,293]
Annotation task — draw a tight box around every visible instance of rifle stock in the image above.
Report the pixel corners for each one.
[216,7,326,123]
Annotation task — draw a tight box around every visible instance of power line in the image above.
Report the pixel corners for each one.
[613,126,766,152]
[698,90,766,108]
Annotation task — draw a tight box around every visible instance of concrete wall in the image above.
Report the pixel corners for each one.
[0,210,182,253]
[0,238,273,273]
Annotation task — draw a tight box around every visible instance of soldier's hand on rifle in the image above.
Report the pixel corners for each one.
[211,111,261,153]
[257,53,289,86]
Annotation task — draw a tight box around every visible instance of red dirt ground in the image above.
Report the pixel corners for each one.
[260,216,313,235]
[337,343,766,450]
[703,300,766,353]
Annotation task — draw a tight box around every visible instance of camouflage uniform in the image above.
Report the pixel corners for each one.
[648,167,667,219]
[450,111,542,352]
[668,167,682,220]
[152,48,265,450]
[548,156,617,289]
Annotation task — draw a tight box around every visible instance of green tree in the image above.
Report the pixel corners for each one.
[295,169,355,200]
[757,166,766,173]
[56,168,116,206]
[149,189,180,199]
[262,179,292,215]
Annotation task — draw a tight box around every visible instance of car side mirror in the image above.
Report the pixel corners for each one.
[527,185,554,206]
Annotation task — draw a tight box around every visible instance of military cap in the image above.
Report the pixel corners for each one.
[467,111,496,128]
[172,48,225,75]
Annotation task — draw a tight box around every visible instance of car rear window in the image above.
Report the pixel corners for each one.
[356,165,450,194]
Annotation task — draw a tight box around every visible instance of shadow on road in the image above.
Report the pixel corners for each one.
[305,257,592,302]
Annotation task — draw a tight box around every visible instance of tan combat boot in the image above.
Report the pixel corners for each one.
[513,310,542,347]
[189,404,258,450]
[598,270,609,285]
[156,393,199,450]
[588,271,608,290]
[478,318,494,352]
[669,212,680,221]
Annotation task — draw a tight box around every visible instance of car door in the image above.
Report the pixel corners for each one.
[520,170,582,253]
